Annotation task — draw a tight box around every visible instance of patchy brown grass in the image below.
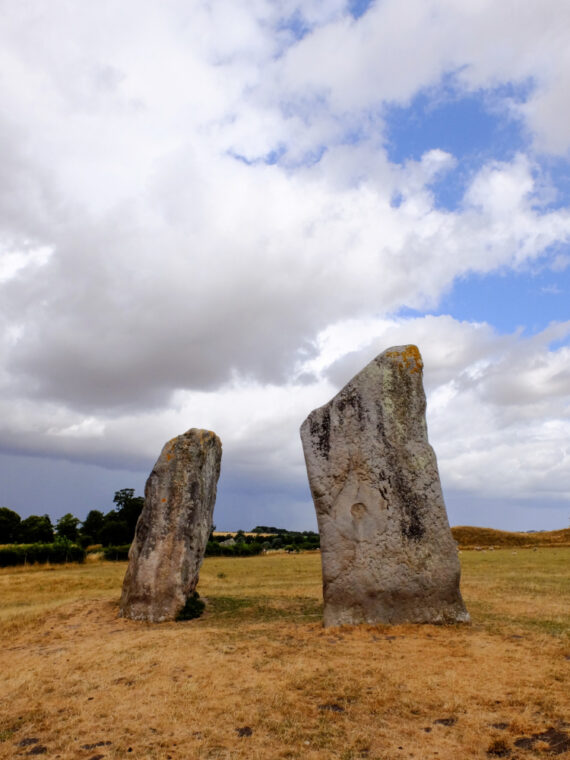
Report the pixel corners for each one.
[0,550,568,760]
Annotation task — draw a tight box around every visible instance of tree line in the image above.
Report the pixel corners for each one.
[207,528,320,556]
[0,491,321,554]
[0,489,144,547]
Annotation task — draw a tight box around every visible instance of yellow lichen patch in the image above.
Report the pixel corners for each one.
[403,344,423,373]
[198,429,217,448]
[386,345,423,374]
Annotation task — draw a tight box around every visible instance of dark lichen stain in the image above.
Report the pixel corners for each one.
[393,466,425,540]
[376,408,385,438]
[336,387,366,430]
[373,397,426,539]
[310,408,331,459]
[400,492,424,541]
[188,480,200,504]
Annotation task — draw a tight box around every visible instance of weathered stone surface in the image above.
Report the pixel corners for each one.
[119,428,222,622]
[300,345,469,627]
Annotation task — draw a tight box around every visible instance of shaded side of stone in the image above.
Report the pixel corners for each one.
[300,345,469,627]
[119,428,222,622]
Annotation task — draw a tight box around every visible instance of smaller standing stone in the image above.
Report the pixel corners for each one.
[119,428,222,622]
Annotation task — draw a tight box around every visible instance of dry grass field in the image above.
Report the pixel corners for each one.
[0,548,568,760]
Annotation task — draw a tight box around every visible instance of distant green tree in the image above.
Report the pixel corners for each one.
[251,526,288,534]
[0,507,21,544]
[100,515,130,546]
[56,513,80,542]
[113,489,144,538]
[19,514,54,543]
[80,509,106,546]
[113,488,136,509]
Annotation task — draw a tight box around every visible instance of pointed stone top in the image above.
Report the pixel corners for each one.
[163,429,222,458]
[381,344,423,373]
[168,428,221,443]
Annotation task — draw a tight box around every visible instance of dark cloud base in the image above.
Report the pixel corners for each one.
[1,452,566,533]
[0,451,317,531]
[0,452,147,521]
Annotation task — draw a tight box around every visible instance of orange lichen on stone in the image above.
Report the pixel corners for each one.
[402,344,423,373]
[386,345,423,374]
[165,439,176,461]
[197,429,218,448]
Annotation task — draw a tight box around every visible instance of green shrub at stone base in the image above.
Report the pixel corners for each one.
[176,591,205,621]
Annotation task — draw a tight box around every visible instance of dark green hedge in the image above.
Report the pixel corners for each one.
[103,544,131,561]
[0,542,86,567]
[205,540,265,557]
[102,542,267,560]
[101,534,320,561]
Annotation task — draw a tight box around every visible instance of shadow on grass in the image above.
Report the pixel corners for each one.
[466,600,570,637]
[206,595,322,624]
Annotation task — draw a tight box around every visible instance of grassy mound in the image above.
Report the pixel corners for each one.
[452,525,570,548]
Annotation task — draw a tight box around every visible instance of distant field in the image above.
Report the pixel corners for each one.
[0,549,568,759]
[213,525,570,548]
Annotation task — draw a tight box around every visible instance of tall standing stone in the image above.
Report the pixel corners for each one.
[300,345,469,627]
[120,428,222,622]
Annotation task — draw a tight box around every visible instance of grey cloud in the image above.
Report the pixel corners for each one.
[482,365,570,406]
[2,2,569,418]
[1,0,569,530]
[0,451,148,519]
[323,316,505,391]
[0,315,569,530]
[4,227,327,412]
[5,161,566,418]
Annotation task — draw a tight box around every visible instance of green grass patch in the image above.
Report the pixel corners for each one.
[459,548,570,639]
[206,594,322,624]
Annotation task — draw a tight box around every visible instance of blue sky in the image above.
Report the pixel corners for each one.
[385,83,569,335]
[0,0,569,532]
[431,268,570,334]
